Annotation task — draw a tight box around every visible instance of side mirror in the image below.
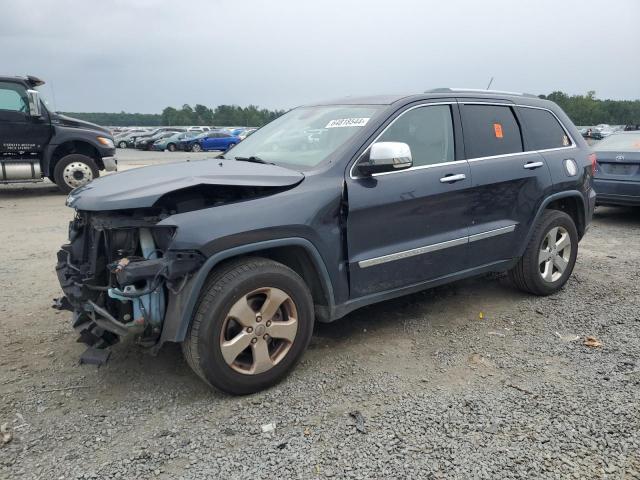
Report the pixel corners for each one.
[356,141,413,176]
[26,89,42,117]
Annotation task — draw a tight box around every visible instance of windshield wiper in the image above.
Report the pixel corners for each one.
[234,156,275,165]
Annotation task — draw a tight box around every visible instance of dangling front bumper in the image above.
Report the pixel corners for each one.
[55,211,204,352]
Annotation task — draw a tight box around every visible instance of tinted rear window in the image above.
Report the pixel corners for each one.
[518,107,571,150]
[461,105,523,158]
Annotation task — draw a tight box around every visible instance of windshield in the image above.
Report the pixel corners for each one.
[227,105,383,168]
[593,133,640,152]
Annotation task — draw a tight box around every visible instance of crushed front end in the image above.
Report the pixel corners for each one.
[55,209,203,358]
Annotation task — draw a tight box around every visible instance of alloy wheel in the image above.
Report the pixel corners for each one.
[220,287,298,375]
[192,143,202,152]
[538,226,571,282]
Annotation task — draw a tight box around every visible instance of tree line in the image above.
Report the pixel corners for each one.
[62,104,286,127]
[538,91,639,126]
[160,104,286,127]
[62,92,639,127]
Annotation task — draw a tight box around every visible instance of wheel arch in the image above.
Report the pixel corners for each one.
[517,190,586,258]
[45,140,103,176]
[159,238,335,346]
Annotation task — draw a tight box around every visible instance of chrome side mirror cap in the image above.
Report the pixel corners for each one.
[26,89,42,117]
[357,141,413,176]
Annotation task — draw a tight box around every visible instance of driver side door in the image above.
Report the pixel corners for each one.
[345,102,472,298]
[0,81,51,155]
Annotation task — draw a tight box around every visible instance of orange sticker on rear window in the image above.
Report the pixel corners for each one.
[493,123,503,138]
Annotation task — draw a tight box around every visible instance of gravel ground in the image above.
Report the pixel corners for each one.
[0,154,639,479]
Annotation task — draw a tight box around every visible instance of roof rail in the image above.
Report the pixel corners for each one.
[426,87,538,98]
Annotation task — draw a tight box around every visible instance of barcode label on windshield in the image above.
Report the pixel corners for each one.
[325,118,370,128]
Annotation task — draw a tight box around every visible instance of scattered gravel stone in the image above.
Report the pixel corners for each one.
[1,195,639,479]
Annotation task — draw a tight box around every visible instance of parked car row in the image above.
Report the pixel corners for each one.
[112,126,257,151]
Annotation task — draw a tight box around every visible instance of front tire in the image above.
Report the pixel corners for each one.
[509,210,578,295]
[182,258,314,395]
[191,143,203,152]
[226,142,236,151]
[118,141,128,149]
[167,143,176,152]
[53,154,100,194]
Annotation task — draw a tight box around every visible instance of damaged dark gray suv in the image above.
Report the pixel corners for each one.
[56,89,596,394]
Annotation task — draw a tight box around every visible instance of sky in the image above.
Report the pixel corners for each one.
[1,0,639,113]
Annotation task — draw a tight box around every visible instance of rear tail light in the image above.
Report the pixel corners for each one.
[588,153,597,175]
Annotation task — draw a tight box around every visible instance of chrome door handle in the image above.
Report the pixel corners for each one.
[439,173,466,183]
[523,161,544,169]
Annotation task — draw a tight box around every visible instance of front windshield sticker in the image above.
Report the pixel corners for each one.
[325,117,370,128]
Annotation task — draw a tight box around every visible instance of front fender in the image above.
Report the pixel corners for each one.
[158,237,334,346]
[43,133,115,175]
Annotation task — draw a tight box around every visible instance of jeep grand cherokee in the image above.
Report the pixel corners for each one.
[55,89,596,394]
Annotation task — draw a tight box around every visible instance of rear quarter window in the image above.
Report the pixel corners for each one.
[518,107,571,150]
[461,104,523,158]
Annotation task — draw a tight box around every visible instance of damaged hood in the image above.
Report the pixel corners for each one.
[67,159,305,211]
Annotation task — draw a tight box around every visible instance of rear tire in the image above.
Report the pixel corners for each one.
[226,142,236,151]
[167,143,176,152]
[118,141,128,149]
[509,210,578,295]
[182,257,314,395]
[53,154,100,194]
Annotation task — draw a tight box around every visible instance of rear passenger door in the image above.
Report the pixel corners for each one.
[217,133,232,149]
[459,101,553,267]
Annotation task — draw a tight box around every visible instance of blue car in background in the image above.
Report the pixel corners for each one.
[176,132,208,151]
[189,130,241,152]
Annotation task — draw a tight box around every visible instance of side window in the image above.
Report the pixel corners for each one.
[0,82,28,113]
[461,105,523,158]
[376,105,454,167]
[518,107,571,150]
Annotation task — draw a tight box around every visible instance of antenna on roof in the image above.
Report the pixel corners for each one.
[486,77,494,90]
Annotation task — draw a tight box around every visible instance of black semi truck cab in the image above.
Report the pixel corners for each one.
[0,75,117,193]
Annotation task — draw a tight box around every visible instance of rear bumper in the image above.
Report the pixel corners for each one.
[594,179,640,206]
